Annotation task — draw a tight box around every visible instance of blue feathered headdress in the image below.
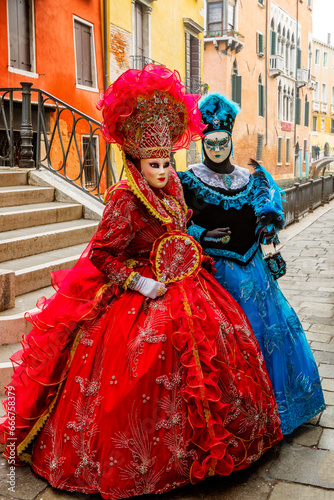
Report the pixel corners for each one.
[199,93,241,135]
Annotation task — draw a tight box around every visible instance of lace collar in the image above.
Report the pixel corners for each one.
[190,163,250,190]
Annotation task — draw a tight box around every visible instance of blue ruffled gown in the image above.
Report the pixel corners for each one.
[179,162,325,435]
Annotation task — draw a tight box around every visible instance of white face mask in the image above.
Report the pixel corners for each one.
[203,131,231,163]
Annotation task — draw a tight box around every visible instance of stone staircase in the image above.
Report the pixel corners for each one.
[0,168,101,400]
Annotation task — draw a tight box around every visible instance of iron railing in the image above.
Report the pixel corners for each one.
[282,175,334,226]
[129,55,163,70]
[0,83,120,201]
[1,83,334,216]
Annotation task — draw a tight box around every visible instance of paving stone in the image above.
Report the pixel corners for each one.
[310,323,334,335]
[318,364,334,378]
[269,442,334,489]
[34,486,101,500]
[299,304,333,317]
[288,424,322,447]
[322,378,334,392]
[306,413,321,426]
[324,391,334,406]
[301,316,334,326]
[319,406,334,428]
[307,331,331,343]
[318,428,334,451]
[314,351,334,365]
[312,342,334,353]
[0,457,47,500]
[269,482,334,500]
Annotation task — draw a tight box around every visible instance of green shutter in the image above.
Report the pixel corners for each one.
[296,98,301,125]
[270,31,277,55]
[257,33,264,56]
[232,74,242,106]
[297,48,301,69]
[258,84,265,117]
[236,75,242,106]
[304,101,309,127]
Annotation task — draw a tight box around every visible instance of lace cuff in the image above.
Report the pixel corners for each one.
[123,272,141,290]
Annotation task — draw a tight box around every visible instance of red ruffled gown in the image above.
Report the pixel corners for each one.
[0,162,282,499]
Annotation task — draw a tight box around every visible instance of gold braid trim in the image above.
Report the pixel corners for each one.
[123,271,139,291]
[16,328,82,463]
[123,152,172,225]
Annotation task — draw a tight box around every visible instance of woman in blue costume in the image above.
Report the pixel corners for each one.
[178,93,325,435]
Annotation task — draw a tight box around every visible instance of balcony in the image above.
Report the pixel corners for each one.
[321,102,328,113]
[130,55,163,70]
[269,55,284,77]
[312,101,320,112]
[296,68,308,88]
[204,29,244,53]
[186,77,209,96]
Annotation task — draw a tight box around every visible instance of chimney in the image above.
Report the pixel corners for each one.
[328,33,331,45]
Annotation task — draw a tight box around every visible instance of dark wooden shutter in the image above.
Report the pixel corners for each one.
[304,100,309,127]
[256,133,264,162]
[258,84,265,117]
[185,32,191,89]
[297,48,302,69]
[286,138,290,164]
[190,36,200,92]
[8,0,31,70]
[270,30,277,55]
[74,20,93,87]
[232,74,242,106]
[277,137,283,164]
[296,97,301,125]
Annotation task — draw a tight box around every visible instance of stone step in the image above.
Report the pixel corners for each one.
[0,170,28,187]
[0,201,83,232]
[0,342,22,395]
[0,185,55,208]
[0,219,98,263]
[0,243,86,295]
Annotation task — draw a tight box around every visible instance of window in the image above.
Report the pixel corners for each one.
[312,116,317,131]
[324,52,328,67]
[321,83,327,102]
[331,119,334,134]
[256,133,264,162]
[295,97,301,125]
[7,0,35,74]
[74,17,97,89]
[257,32,264,57]
[270,20,276,55]
[314,81,319,101]
[207,1,223,35]
[321,118,325,132]
[185,32,201,93]
[286,138,290,164]
[304,96,309,127]
[258,0,264,5]
[227,0,236,30]
[307,0,312,7]
[315,49,320,65]
[82,135,99,188]
[258,74,265,117]
[231,60,241,106]
[277,137,283,165]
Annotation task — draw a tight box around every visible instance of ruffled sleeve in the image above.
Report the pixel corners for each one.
[89,188,141,287]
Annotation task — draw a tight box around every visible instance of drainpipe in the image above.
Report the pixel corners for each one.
[294,0,299,175]
[103,0,109,90]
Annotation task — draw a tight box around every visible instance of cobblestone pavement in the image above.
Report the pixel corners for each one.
[0,202,333,500]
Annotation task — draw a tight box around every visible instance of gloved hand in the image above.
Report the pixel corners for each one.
[258,227,277,244]
[205,227,231,239]
[131,276,167,299]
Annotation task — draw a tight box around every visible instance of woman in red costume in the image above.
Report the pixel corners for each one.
[0,65,282,498]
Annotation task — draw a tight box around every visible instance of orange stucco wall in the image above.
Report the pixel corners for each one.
[0,0,104,120]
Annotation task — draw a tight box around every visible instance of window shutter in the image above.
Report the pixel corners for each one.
[270,30,277,55]
[296,97,301,124]
[258,84,265,117]
[74,20,93,87]
[232,74,242,106]
[256,133,264,162]
[190,36,200,92]
[297,48,302,69]
[8,0,31,71]
[312,116,317,132]
[185,32,191,89]
[74,21,83,85]
[286,138,290,164]
[304,101,309,127]
[260,34,264,56]
[277,137,283,164]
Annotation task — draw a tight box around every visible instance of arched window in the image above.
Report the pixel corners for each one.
[283,85,287,121]
[258,74,265,117]
[277,23,281,55]
[270,19,276,55]
[291,33,295,76]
